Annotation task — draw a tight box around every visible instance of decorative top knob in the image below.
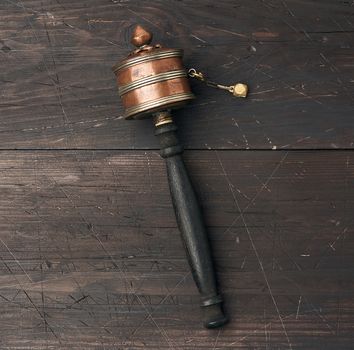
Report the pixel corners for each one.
[130,25,153,47]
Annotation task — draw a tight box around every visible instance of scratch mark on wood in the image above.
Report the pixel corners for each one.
[190,34,207,43]
[0,237,33,283]
[224,152,288,234]
[212,329,221,350]
[215,151,292,349]
[296,296,302,319]
[49,173,176,349]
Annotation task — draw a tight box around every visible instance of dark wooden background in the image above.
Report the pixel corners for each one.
[0,0,353,348]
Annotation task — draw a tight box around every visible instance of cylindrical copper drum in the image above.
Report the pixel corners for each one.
[113,48,195,119]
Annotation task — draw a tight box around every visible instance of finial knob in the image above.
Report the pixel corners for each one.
[131,25,153,47]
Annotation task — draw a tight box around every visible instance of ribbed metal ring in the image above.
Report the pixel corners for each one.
[119,70,187,96]
[112,49,183,73]
[125,92,195,118]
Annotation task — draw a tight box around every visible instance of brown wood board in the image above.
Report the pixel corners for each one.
[1,0,354,348]
[0,150,352,348]
[0,0,353,149]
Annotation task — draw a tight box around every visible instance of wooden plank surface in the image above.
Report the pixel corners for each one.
[1,0,354,349]
[0,150,352,349]
[0,0,353,149]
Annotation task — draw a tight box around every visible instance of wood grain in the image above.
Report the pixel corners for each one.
[0,150,352,349]
[0,0,353,149]
[1,0,354,348]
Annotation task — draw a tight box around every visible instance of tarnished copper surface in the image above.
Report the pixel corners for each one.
[122,77,192,107]
[125,92,194,119]
[119,70,187,96]
[112,27,194,119]
[112,49,182,74]
[117,53,184,85]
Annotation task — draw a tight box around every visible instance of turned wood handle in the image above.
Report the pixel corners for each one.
[155,121,228,328]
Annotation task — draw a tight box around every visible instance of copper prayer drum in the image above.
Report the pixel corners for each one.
[112,26,194,119]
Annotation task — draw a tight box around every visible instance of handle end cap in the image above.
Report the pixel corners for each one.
[203,303,228,329]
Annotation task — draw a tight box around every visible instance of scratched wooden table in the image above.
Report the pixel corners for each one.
[0,0,353,349]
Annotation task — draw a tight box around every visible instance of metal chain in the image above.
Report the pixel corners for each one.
[188,68,248,98]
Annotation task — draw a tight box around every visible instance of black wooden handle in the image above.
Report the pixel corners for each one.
[155,121,228,328]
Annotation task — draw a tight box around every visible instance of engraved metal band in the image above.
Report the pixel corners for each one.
[112,49,183,73]
[119,70,187,96]
[125,92,195,118]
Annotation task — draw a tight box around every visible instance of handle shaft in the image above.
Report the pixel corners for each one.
[154,119,227,328]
